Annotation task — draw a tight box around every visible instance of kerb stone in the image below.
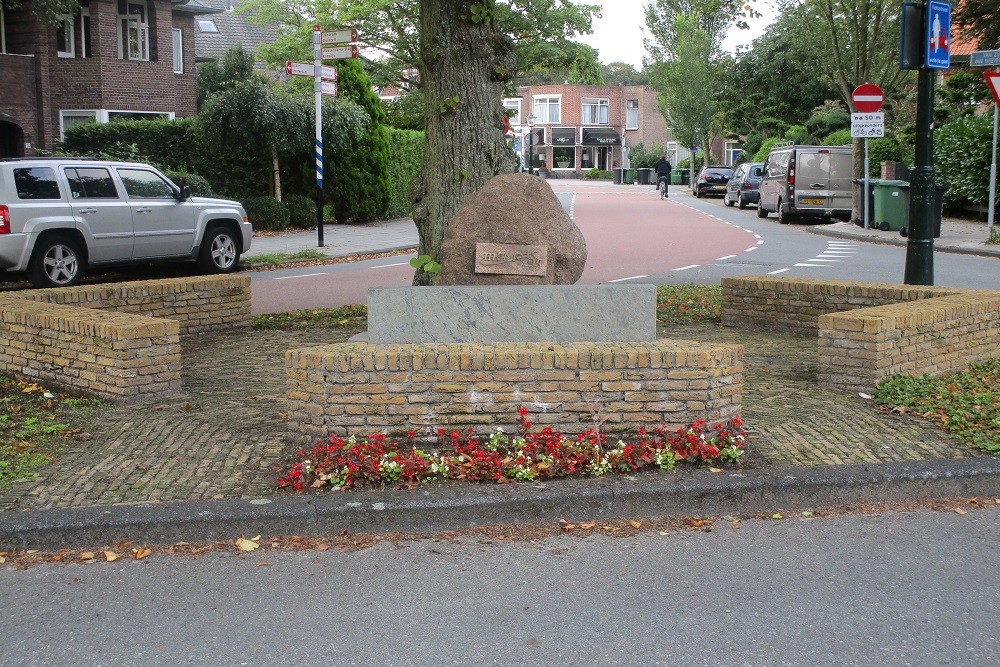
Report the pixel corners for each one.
[366,285,656,343]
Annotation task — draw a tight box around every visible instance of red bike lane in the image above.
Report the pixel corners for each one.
[553,185,760,283]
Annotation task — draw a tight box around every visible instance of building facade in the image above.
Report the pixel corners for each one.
[506,83,692,176]
[0,0,216,157]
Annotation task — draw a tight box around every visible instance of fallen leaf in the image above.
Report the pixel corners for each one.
[103,551,119,562]
[558,519,575,531]
[731,520,741,530]
[133,548,152,560]
[316,544,331,551]
[236,537,260,552]
[629,520,642,529]
[255,562,273,567]
[277,412,288,419]
[772,513,783,520]
[954,508,967,515]
[995,499,1000,505]
[708,467,723,473]
[50,554,63,562]
[801,511,813,517]
[858,392,872,400]
[658,531,669,536]
[968,498,979,505]
[579,521,596,530]
[80,551,96,561]
[0,555,5,565]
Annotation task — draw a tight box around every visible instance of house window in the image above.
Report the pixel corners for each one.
[172,28,183,73]
[118,0,149,61]
[725,141,742,166]
[581,98,609,125]
[80,7,91,58]
[197,19,219,33]
[56,15,75,57]
[626,99,639,130]
[60,111,98,140]
[533,96,560,124]
[502,98,521,126]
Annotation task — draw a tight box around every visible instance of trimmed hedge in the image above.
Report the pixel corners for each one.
[243,196,289,231]
[385,127,424,219]
[284,194,318,228]
[61,118,195,171]
[163,170,214,197]
[935,114,996,213]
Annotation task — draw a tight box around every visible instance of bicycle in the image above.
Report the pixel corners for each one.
[657,175,669,199]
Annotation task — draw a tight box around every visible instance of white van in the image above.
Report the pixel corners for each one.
[757,144,853,223]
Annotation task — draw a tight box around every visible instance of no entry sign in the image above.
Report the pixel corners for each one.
[852,83,884,113]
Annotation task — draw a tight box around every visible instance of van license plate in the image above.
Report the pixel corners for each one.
[800,197,825,205]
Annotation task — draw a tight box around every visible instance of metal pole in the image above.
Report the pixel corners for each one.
[904,43,935,285]
[314,25,324,247]
[863,138,870,229]
[988,99,998,236]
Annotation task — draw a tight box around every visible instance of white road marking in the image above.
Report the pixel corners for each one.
[768,268,791,275]
[275,272,327,280]
[672,264,700,271]
[716,254,737,261]
[608,275,649,283]
[794,263,831,267]
[744,246,758,252]
[369,262,409,268]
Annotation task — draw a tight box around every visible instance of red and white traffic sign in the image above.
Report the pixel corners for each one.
[285,61,338,80]
[321,45,359,60]
[852,82,884,113]
[985,71,1000,107]
[321,81,338,97]
[321,29,358,45]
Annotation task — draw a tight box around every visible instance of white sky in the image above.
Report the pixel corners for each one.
[575,0,779,68]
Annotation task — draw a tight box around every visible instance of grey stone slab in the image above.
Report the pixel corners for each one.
[365,285,656,343]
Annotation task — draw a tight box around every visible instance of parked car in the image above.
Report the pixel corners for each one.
[757,144,853,223]
[724,162,764,209]
[692,165,734,198]
[0,158,252,288]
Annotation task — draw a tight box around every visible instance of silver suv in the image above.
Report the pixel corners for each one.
[0,158,251,287]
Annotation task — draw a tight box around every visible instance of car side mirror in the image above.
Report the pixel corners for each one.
[175,185,191,201]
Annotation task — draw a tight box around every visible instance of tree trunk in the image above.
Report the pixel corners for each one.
[411,0,516,285]
[272,150,282,203]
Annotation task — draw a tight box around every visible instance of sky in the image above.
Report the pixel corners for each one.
[575,0,779,69]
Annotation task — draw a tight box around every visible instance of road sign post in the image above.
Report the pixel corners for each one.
[982,70,1000,236]
[852,84,884,230]
[313,26,324,247]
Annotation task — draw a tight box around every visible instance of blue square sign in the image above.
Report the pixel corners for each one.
[925,1,951,70]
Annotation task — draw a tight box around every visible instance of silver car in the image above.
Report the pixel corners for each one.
[0,158,251,287]
[724,162,764,209]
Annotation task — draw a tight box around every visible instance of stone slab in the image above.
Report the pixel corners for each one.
[366,285,657,343]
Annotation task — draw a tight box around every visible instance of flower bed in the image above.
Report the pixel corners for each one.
[278,407,746,492]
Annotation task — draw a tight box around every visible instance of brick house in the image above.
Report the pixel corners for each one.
[0,0,219,157]
[507,84,696,176]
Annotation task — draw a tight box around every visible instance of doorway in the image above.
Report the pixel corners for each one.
[0,121,25,158]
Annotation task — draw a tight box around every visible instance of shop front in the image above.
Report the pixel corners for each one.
[581,127,620,172]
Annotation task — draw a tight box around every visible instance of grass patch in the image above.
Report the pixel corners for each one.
[252,304,368,330]
[989,227,1000,245]
[242,249,329,267]
[873,359,1000,454]
[0,375,106,490]
[656,284,722,324]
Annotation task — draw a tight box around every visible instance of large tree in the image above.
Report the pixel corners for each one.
[954,0,1000,51]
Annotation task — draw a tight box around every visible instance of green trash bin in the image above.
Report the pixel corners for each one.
[873,179,908,231]
[670,169,683,185]
[622,168,635,184]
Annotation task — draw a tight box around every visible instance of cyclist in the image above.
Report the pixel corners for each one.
[654,155,672,199]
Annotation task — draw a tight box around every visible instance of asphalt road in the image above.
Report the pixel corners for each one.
[3,506,997,665]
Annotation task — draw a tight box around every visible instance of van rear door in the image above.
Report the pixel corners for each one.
[827,150,853,212]
[794,150,834,212]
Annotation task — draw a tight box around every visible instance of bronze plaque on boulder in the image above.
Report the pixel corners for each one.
[475,243,548,277]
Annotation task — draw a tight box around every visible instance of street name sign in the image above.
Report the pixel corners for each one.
[925,0,951,70]
[321,29,358,45]
[285,61,337,80]
[321,45,359,60]
[971,50,1000,67]
[852,83,884,112]
[851,112,885,138]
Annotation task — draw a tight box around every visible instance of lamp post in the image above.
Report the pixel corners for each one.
[526,114,537,175]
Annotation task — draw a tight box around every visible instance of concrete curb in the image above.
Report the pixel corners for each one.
[2,457,998,550]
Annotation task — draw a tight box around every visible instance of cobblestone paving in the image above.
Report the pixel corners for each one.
[0,324,974,512]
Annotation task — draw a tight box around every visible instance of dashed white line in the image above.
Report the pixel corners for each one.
[716,254,737,261]
[275,272,327,280]
[768,268,791,275]
[672,264,700,271]
[369,262,409,269]
[608,275,648,283]
[794,263,831,267]
[744,246,758,252]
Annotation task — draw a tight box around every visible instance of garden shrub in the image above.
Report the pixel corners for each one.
[582,167,612,179]
[752,137,783,161]
[384,127,424,219]
[60,118,195,171]
[628,142,663,169]
[935,114,995,213]
[283,194,318,228]
[784,124,809,145]
[867,137,906,177]
[822,129,852,146]
[163,170,213,197]
[242,196,289,231]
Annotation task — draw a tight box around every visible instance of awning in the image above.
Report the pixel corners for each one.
[581,127,620,146]
[550,127,576,146]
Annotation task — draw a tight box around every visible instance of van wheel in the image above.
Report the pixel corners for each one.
[757,203,768,218]
[28,235,84,288]
[777,200,790,224]
[738,195,749,210]
[198,226,241,273]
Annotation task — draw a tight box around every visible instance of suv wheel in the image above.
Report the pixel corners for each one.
[198,226,241,273]
[29,235,84,288]
[757,202,768,218]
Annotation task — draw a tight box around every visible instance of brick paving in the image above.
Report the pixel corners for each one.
[0,323,974,512]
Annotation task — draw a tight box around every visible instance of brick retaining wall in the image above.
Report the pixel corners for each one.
[286,340,744,440]
[0,296,181,403]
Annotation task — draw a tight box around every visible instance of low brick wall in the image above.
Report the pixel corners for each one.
[818,291,1000,392]
[286,340,744,441]
[0,296,181,403]
[722,276,1000,393]
[13,275,251,336]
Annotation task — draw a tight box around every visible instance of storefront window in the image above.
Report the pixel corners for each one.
[552,147,575,169]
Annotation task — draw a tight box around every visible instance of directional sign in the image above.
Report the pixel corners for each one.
[925,0,951,70]
[321,29,358,45]
[321,81,338,97]
[851,112,885,138]
[285,61,338,80]
[852,83,884,113]
[985,72,1000,107]
[321,45,359,60]
[971,50,1000,67]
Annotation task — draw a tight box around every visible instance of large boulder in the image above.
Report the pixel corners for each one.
[437,173,587,285]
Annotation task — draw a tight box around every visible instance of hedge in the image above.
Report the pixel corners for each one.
[385,128,424,219]
[61,118,195,171]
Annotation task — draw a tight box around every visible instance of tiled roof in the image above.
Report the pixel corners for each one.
[193,0,280,61]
